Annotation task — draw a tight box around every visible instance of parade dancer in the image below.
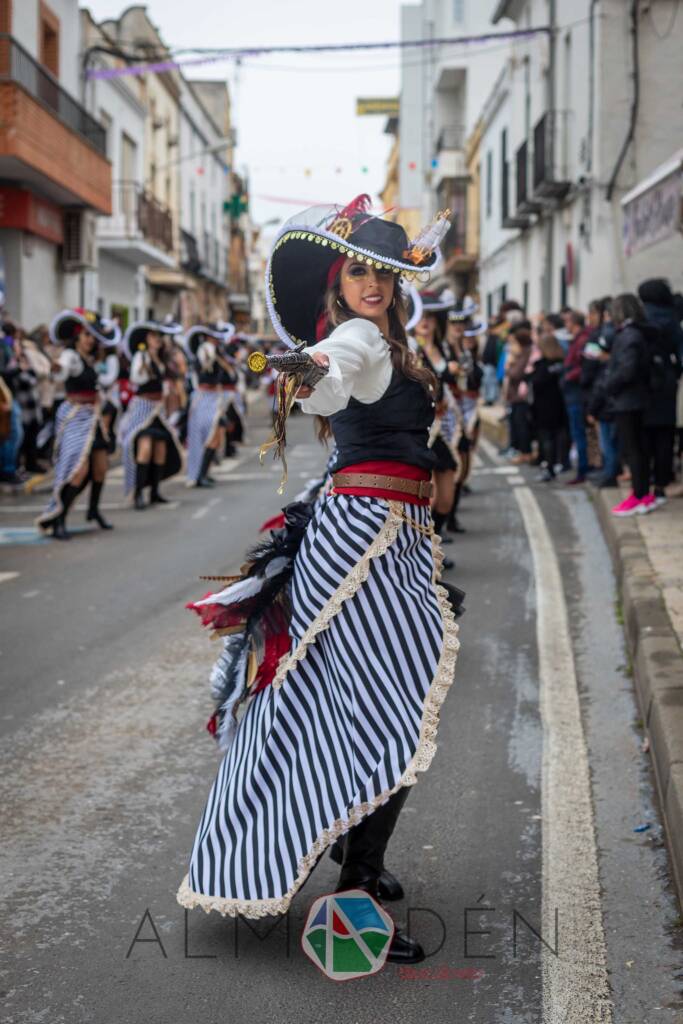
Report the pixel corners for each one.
[412,287,459,566]
[184,323,236,487]
[217,333,246,457]
[177,196,460,964]
[445,304,486,531]
[119,320,184,509]
[37,309,121,539]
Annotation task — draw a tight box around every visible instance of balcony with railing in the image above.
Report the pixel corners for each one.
[0,34,111,213]
[502,158,530,230]
[97,181,175,267]
[515,140,542,215]
[433,124,467,190]
[532,112,570,201]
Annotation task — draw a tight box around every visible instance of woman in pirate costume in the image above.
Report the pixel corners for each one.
[119,320,184,509]
[177,196,460,963]
[184,323,236,486]
[411,287,459,566]
[216,331,245,457]
[37,309,121,539]
[444,303,486,531]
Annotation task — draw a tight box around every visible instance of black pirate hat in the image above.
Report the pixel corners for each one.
[266,195,451,346]
[49,308,121,348]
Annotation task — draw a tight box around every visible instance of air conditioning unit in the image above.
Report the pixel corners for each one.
[63,210,98,271]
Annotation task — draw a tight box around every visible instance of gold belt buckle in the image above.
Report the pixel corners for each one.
[418,479,432,499]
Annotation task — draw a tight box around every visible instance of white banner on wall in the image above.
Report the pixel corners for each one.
[622,152,683,259]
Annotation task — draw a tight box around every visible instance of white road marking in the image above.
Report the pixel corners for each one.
[22,589,40,598]
[0,571,19,584]
[514,485,612,1023]
[471,466,519,476]
[507,476,525,486]
[191,496,222,520]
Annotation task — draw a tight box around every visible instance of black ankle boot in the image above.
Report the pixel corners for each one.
[51,482,81,539]
[51,515,70,540]
[196,447,216,487]
[334,869,424,964]
[86,480,113,529]
[134,463,149,509]
[149,463,169,504]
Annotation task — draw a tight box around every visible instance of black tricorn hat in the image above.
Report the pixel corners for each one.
[121,319,183,361]
[49,308,121,348]
[266,195,451,346]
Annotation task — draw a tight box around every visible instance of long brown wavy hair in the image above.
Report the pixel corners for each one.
[314,274,436,442]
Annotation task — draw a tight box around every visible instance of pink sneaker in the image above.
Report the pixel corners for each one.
[636,494,656,514]
[612,493,642,517]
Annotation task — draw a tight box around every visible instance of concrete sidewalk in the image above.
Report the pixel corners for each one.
[479,401,683,906]
[592,486,683,904]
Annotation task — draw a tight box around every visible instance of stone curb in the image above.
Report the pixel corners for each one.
[590,484,683,906]
[478,405,508,449]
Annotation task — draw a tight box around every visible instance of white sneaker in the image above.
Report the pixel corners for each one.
[653,494,668,509]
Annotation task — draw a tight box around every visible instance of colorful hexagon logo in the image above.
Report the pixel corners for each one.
[302,890,394,980]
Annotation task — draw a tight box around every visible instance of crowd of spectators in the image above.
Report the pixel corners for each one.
[483,278,683,515]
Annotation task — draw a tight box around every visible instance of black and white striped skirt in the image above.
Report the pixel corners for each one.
[177,494,459,918]
[36,401,100,529]
[119,396,183,496]
[186,390,225,483]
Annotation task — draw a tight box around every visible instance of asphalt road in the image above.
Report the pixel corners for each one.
[2,398,683,1023]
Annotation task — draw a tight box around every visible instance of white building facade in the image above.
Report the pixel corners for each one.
[177,79,232,324]
[397,0,512,291]
[80,10,176,328]
[478,0,683,316]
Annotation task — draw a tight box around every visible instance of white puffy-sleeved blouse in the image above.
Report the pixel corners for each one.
[298,318,392,418]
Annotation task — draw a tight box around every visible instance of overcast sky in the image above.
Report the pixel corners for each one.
[82,0,410,230]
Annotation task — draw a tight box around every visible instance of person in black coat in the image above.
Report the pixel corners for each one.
[527,331,568,481]
[638,279,683,500]
[605,294,654,511]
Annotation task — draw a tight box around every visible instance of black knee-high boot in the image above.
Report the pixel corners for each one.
[335,787,424,964]
[330,787,408,901]
[52,482,81,539]
[447,481,466,533]
[196,447,215,487]
[87,479,113,529]
[149,462,169,504]
[432,511,455,570]
[134,462,150,509]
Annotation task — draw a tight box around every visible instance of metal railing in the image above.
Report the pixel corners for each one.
[106,181,173,252]
[0,34,106,156]
[181,229,201,273]
[138,187,173,251]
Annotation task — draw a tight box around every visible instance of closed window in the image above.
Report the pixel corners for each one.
[453,0,465,22]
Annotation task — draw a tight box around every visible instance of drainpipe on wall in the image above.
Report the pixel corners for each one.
[543,0,557,312]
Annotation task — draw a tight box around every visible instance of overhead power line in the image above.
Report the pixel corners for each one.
[85,26,550,80]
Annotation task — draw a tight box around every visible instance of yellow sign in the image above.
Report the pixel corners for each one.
[356,98,399,117]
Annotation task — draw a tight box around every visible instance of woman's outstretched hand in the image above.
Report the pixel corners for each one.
[296,352,330,399]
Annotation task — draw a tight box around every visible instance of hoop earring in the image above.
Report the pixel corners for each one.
[336,297,346,309]
[389,296,396,309]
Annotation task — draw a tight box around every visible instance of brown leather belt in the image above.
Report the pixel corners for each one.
[332,472,433,499]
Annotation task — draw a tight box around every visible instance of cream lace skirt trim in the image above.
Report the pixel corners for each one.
[176,502,460,918]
